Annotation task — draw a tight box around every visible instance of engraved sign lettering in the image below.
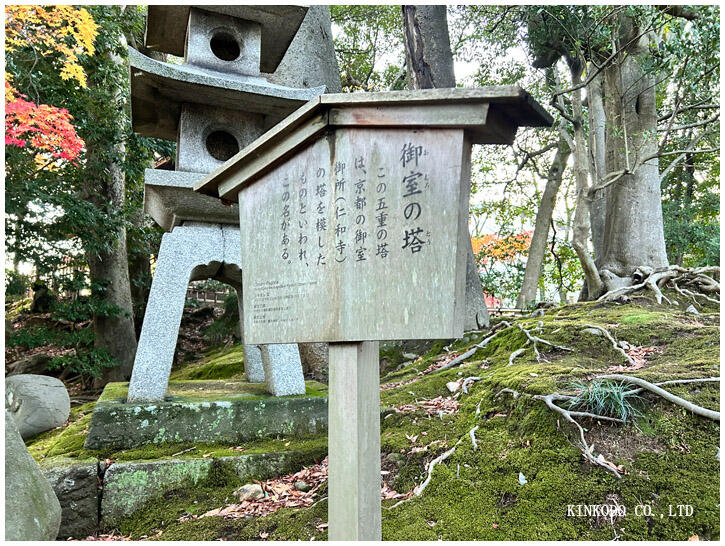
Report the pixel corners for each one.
[238,128,469,343]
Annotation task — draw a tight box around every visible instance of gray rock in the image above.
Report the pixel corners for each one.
[294,480,311,492]
[385,452,404,467]
[42,462,99,539]
[235,483,264,501]
[298,342,329,382]
[685,304,700,315]
[402,353,419,360]
[7,353,51,376]
[582,327,604,336]
[6,374,70,439]
[5,410,62,540]
[85,384,327,451]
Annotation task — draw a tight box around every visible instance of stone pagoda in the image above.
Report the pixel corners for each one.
[127,5,327,402]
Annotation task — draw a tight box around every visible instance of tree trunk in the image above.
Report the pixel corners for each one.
[586,73,607,264]
[85,144,137,384]
[402,5,456,88]
[402,4,490,329]
[568,63,604,299]
[127,208,153,339]
[84,40,137,384]
[517,131,571,308]
[599,21,668,288]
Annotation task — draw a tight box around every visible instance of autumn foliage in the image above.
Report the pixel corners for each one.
[4,6,97,163]
[471,231,532,265]
[5,84,84,162]
[5,5,98,87]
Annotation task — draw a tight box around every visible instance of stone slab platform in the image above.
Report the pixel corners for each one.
[101,448,325,527]
[85,380,328,450]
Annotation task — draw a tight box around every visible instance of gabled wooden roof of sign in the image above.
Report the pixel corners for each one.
[194,86,554,202]
[144,5,308,73]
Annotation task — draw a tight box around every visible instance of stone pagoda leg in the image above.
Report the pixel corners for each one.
[233,286,265,383]
[127,223,304,402]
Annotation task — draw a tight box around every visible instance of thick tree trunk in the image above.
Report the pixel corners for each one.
[586,73,607,264]
[517,132,571,308]
[402,5,456,89]
[402,4,489,329]
[599,24,668,289]
[85,143,138,384]
[85,42,137,384]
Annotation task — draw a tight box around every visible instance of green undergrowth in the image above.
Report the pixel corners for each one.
[27,294,719,540]
[117,459,329,539]
[140,294,718,540]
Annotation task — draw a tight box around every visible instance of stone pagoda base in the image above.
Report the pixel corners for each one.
[85,380,328,451]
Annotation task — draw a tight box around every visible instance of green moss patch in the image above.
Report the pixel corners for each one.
[170,345,246,381]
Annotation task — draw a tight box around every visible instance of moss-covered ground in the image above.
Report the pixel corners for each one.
[26,294,719,540]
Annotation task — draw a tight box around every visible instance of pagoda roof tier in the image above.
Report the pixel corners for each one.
[144,5,308,73]
[144,170,239,232]
[129,48,325,141]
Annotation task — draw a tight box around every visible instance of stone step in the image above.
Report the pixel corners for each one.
[100,447,325,528]
[40,446,326,538]
[85,380,328,450]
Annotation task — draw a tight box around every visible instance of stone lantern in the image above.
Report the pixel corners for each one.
[126,6,328,402]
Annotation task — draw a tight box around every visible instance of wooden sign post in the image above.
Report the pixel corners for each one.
[195,87,552,540]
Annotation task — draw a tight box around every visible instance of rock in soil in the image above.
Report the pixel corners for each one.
[294,480,312,492]
[5,410,62,540]
[6,374,70,439]
[235,483,264,501]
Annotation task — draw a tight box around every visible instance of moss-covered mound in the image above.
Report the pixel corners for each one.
[27,295,719,540]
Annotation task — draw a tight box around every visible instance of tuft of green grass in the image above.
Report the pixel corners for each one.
[567,379,643,423]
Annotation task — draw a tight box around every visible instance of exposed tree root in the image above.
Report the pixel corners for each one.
[388,433,467,509]
[508,322,573,365]
[469,425,479,450]
[437,321,511,372]
[598,374,720,421]
[461,376,481,394]
[496,388,624,478]
[581,324,635,366]
[496,374,720,478]
[598,266,720,305]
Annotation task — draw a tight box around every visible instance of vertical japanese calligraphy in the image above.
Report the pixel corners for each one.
[238,128,468,343]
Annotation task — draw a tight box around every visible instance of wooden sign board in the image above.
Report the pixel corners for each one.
[196,87,553,541]
[238,127,471,344]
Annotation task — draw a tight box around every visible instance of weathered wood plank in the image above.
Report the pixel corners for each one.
[328,103,489,128]
[194,87,553,201]
[328,341,381,541]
